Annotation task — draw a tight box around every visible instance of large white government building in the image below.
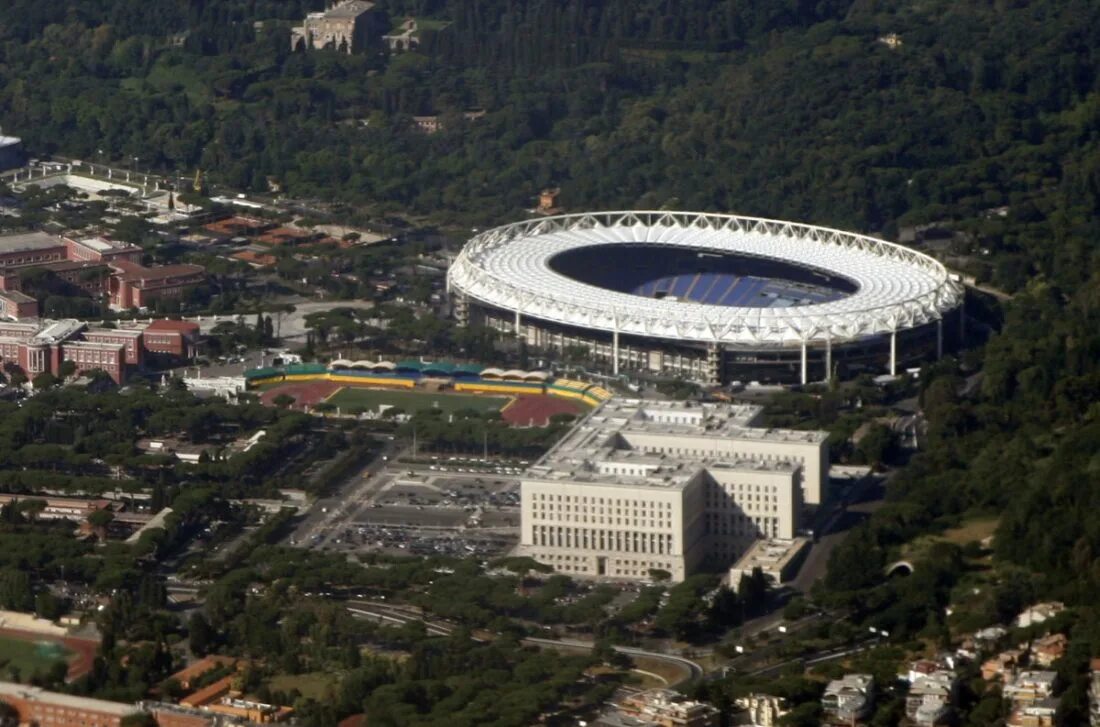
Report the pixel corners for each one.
[518,398,828,581]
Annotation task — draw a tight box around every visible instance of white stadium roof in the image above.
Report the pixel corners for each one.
[447,211,964,347]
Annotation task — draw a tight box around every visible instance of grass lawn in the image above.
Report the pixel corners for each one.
[267,672,334,701]
[0,635,70,679]
[325,387,509,414]
[629,655,692,688]
[903,515,1000,560]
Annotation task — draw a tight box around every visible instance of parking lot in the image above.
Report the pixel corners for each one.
[295,459,523,558]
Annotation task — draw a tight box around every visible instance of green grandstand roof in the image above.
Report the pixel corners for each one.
[453,363,484,375]
[422,361,456,374]
[395,359,424,371]
[244,367,282,380]
[285,363,328,375]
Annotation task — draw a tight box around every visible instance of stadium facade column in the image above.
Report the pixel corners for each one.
[800,340,808,385]
[705,343,721,386]
[514,309,522,338]
[936,318,943,360]
[889,329,897,377]
[612,328,620,375]
[825,335,832,383]
[454,293,469,325]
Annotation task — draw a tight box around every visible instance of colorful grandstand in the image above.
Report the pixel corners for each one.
[244,361,613,409]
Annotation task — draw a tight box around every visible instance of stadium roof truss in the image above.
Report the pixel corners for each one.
[447,211,964,347]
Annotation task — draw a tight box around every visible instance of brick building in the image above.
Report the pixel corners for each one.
[108,261,206,310]
[0,316,199,384]
[0,232,206,314]
[0,290,38,319]
[0,232,67,269]
[65,236,144,265]
[142,319,201,359]
[84,327,145,366]
[0,681,139,726]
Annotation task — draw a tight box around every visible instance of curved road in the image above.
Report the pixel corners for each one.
[345,600,703,684]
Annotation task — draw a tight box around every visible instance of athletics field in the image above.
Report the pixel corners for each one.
[259,381,585,426]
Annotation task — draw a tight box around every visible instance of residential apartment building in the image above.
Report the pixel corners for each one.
[905,670,957,726]
[518,399,826,581]
[822,674,875,725]
[598,689,719,727]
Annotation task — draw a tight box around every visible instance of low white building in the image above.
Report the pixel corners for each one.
[1015,602,1065,629]
[728,537,809,590]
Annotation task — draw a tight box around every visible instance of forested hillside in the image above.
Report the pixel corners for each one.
[1,0,1098,275]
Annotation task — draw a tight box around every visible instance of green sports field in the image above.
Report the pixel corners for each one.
[324,387,509,414]
[0,635,70,678]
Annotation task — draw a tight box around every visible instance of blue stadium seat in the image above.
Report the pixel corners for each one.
[694,274,720,302]
[671,275,693,297]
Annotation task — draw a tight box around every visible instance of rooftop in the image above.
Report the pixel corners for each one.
[0,681,137,716]
[0,231,64,255]
[324,0,375,18]
[0,290,35,304]
[526,398,821,490]
[729,537,810,574]
[0,136,19,147]
[145,319,201,334]
[85,327,144,339]
[32,319,86,344]
[110,260,205,284]
[70,236,140,254]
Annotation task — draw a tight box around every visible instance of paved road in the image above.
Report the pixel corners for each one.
[345,600,704,685]
[790,473,887,593]
[292,439,398,547]
[272,300,375,340]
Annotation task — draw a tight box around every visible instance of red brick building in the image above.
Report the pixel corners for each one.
[0,232,207,315]
[142,319,201,359]
[0,232,68,269]
[84,327,145,366]
[36,260,111,296]
[64,236,144,265]
[0,682,139,726]
[108,261,206,310]
[0,320,126,384]
[0,290,38,319]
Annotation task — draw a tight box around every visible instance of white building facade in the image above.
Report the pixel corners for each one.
[518,399,827,581]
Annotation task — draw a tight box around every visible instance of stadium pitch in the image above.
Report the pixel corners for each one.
[324,387,509,414]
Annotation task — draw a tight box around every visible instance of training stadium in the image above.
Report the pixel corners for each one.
[244,361,613,421]
[447,211,967,385]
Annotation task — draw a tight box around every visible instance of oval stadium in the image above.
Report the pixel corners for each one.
[447,211,966,385]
